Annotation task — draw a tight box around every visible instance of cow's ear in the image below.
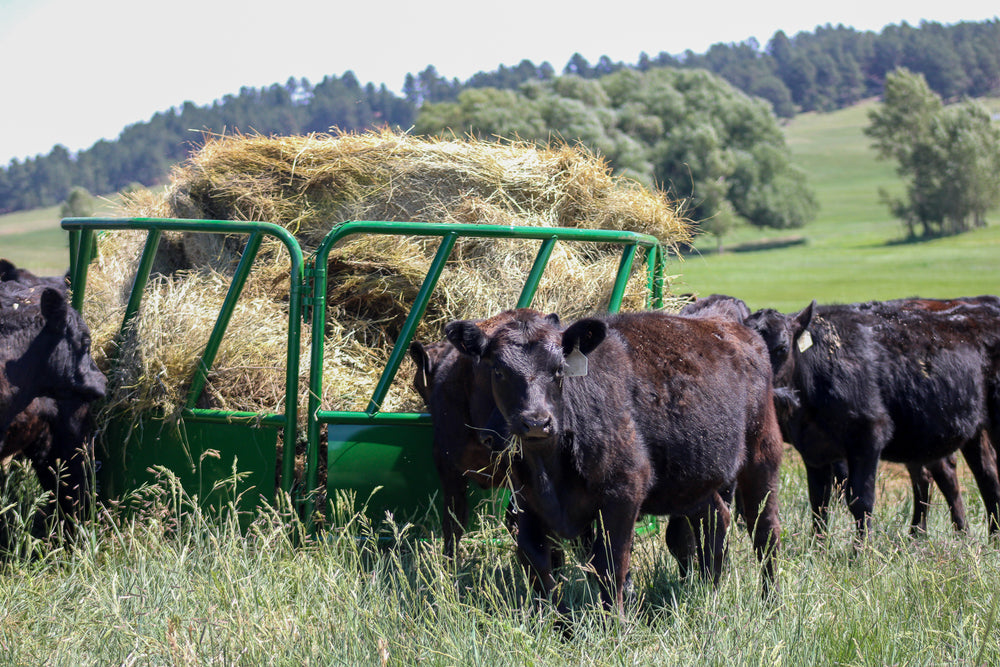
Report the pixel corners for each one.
[562,318,607,357]
[445,320,489,359]
[409,341,430,372]
[545,313,560,326]
[794,300,816,335]
[40,287,69,330]
[0,259,15,281]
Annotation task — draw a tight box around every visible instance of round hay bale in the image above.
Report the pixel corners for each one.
[90,130,690,422]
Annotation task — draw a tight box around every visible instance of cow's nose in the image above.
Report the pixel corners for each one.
[519,413,552,439]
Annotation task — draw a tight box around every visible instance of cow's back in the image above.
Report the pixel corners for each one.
[580,312,774,515]
[872,302,1000,460]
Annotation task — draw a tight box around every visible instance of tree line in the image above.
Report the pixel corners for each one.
[1,18,997,229]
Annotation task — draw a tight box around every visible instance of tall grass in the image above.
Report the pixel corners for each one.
[2,457,998,664]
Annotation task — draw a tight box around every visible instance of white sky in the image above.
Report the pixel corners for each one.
[1,0,997,165]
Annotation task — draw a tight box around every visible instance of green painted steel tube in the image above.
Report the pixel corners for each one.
[365,233,458,415]
[181,409,286,426]
[61,217,306,495]
[121,230,162,334]
[186,232,264,409]
[516,237,557,308]
[306,255,327,497]
[69,228,95,312]
[68,229,80,284]
[608,244,639,313]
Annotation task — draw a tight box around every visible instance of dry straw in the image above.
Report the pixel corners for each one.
[89,129,691,426]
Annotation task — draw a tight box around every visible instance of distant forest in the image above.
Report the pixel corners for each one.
[1,18,998,214]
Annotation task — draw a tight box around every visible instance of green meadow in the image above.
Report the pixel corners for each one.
[677,99,1000,313]
[0,197,122,275]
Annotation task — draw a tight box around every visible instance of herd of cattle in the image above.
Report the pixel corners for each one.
[2,256,999,616]
[411,291,1000,614]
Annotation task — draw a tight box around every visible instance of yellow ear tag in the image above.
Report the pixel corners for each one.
[797,330,813,353]
[565,345,588,377]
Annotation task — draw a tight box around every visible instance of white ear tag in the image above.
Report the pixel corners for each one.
[565,345,589,377]
[797,330,813,353]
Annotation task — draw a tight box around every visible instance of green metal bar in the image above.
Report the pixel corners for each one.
[68,229,80,284]
[318,220,661,247]
[69,228,95,312]
[120,230,162,335]
[516,237,557,309]
[366,232,458,415]
[185,231,264,409]
[607,244,639,313]
[182,409,286,426]
[651,246,666,309]
[306,256,328,498]
[316,410,433,426]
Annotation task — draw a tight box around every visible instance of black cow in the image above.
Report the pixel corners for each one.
[409,337,510,558]
[1,268,105,537]
[446,308,783,614]
[679,293,751,322]
[745,297,1000,540]
[2,397,95,536]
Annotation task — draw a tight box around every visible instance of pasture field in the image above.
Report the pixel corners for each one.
[678,99,1000,313]
[1,455,998,664]
[0,196,122,275]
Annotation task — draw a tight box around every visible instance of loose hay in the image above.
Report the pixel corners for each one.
[89,130,691,426]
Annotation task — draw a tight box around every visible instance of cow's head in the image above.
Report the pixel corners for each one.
[408,340,455,406]
[744,300,815,386]
[5,288,107,402]
[409,337,507,450]
[445,309,606,449]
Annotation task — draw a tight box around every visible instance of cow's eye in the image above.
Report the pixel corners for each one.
[493,367,505,380]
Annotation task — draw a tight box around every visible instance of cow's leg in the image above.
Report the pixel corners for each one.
[962,432,1000,534]
[737,457,782,597]
[806,463,836,537]
[700,492,732,586]
[906,463,933,534]
[29,401,94,542]
[665,516,698,579]
[590,503,639,616]
[437,468,468,559]
[515,508,560,611]
[926,454,967,533]
[844,453,880,541]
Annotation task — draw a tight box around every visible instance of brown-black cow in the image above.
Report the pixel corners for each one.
[745,296,1000,540]
[1,265,104,540]
[446,308,783,614]
[409,337,510,558]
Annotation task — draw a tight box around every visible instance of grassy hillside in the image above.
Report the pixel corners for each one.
[0,198,123,275]
[677,99,1000,312]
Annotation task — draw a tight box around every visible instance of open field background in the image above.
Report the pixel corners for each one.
[2,100,1000,663]
[678,99,1000,313]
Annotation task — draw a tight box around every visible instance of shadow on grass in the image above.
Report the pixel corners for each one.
[680,235,808,256]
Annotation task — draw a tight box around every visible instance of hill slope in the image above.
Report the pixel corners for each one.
[677,99,1000,312]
